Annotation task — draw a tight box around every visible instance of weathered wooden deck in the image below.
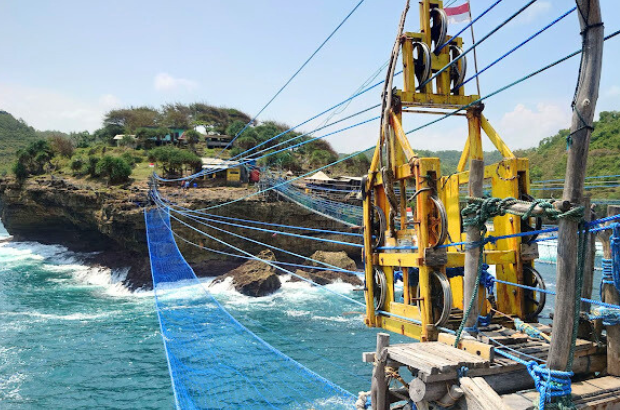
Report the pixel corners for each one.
[363,324,619,409]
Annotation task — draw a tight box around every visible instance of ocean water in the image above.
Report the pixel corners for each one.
[0,220,603,409]
[0,221,406,409]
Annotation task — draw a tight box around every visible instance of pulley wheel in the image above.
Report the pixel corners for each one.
[412,41,432,86]
[428,196,448,247]
[524,265,546,321]
[373,267,387,311]
[371,204,386,251]
[449,45,467,92]
[417,270,452,327]
[430,8,448,54]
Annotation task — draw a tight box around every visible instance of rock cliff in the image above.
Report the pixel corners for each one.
[0,176,362,289]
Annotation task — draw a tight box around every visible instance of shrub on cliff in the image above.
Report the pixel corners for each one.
[69,157,86,175]
[95,155,132,184]
[12,139,54,177]
[148,147,201,178]
[49,135,74,158]
[12,161,28,180]
[87,156,100,177]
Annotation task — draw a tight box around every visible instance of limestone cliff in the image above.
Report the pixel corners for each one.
[0,176,362,289]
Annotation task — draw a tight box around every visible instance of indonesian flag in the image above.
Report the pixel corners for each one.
[445,1,471,24]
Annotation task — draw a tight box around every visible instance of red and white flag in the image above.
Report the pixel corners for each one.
[445,1,471,24]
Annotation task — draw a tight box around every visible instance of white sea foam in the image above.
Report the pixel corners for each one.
[4,310,117,322]
[0,372,26,401]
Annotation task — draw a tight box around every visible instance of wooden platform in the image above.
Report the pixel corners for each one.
[363,325,611,408]
[502,377,620,409]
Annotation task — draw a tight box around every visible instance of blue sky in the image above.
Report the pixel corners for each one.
[0,0,618,153]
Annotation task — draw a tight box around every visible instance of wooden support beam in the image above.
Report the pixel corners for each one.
[371,333,390,410]
[548,0,603,372]
[603,205,620,376]
[464,106,485,331]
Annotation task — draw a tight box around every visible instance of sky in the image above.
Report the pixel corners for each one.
[0,0,618,154]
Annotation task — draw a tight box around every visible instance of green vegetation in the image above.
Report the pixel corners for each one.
[147,147,201,178]
[0,111,44,173]
[2,104,619,196]
[517,110,620,199]
[95,156,132,184]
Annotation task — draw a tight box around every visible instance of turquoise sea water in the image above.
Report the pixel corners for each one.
[0,221,603,409]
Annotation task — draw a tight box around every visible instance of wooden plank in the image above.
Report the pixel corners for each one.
[501,393,536,410]
[461,377,512,410]
[388,345,455,373]
[385,347,442,375]
[416,344,488,370]
[437,333,495,362]
[584,376,620,391]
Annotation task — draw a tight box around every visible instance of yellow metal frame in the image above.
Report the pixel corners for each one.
[363,0,537,340]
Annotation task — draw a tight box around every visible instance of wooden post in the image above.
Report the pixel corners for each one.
[464,106,484,331]
[371,333,390,410]
[603,205,620,375]
[581,198,595,311]
[548,0,603,371]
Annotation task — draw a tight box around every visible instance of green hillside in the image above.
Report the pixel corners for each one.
[520,111,620,199]
[0,111,43,173]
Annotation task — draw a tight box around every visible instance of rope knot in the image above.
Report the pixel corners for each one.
[526,362,573,409]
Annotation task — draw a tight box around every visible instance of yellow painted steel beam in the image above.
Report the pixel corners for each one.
[457,134,471,172]
[390,112,417,162]
[480,114,515,159]
[379,316,422,339]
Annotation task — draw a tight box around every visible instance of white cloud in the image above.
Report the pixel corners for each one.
[153,72,198,92]
[99,93,122,108]
[0,83,121,132]
[606,85,620,97]
[498,102,571,149]
[512,1,552,26]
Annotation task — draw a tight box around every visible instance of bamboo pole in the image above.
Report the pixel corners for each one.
[547,0,603,371]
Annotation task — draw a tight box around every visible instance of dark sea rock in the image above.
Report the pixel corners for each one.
[292,269,363,286]
[210,250,281,297]
[308,250,358,272]
[0,176,362,290]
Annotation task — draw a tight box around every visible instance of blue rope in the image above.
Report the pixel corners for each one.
[492,348,572,409]
[241,104,380,161]
[170,229,362,274]
[196,29,620,212]
[601,258,613,299]
[154,113,380,183]
[174,210,364,248]
[493,277,620,311]
[458,6,576,90]
[612,224,620,291]
[216,0,367,158]
[533,174,620,184]
[166,209,366,307]
[173,208,363,237]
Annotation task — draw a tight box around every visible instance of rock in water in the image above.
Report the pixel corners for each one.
[308,250,357,272]
[211,250,281,297]
[293,269,363,286]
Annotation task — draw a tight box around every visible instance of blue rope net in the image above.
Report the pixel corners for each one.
[145,208,356,409]
[263,176,363,227]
